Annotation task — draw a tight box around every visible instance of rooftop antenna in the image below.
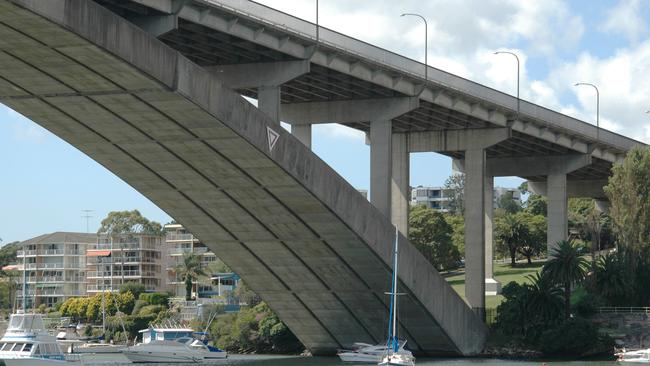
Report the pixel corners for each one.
[82,210,94,233]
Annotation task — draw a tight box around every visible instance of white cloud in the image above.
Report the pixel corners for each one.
[602,0,646,42]
[1,105,48,143]
[314,123,365,141]
[546,41,650,142]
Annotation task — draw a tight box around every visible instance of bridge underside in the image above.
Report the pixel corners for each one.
[0,0,486,356]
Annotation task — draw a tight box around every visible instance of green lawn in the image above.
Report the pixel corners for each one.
[444,261,545,309]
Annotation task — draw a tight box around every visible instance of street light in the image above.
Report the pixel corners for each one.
[401,13,428,85]
[493,51,520,119]
[574,82,600,140]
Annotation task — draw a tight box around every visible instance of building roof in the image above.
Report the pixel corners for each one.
[20,232,97,246]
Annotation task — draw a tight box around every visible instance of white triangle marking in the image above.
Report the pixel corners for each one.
[267,126,280,152]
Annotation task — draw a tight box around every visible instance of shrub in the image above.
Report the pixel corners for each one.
[131,300,147,316]
[120,282,146,299]
[138,292,170,306]
[539,317,612,356]
[137,305,166,317]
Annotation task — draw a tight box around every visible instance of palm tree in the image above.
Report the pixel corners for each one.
[174,252,206,301]
[525,272,563,323]
[543,240,588,319]
[595,251,633,305]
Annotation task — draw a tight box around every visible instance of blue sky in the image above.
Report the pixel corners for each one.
[2,0,650,244]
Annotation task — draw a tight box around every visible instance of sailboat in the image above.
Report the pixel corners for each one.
[378,228,415,366]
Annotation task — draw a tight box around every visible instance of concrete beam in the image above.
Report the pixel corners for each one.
[281,97,419,125]
[527,180,608,199]
[209,60,310,90]
[127,14,178,37]
[487,154,592,177]
[408,128,511,153]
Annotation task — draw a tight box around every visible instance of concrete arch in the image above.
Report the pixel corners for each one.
[0,0,486,355]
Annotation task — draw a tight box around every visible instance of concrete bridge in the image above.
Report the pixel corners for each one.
[0,0,642,356]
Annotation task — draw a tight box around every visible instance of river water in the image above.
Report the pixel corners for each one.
[71,353,616,366]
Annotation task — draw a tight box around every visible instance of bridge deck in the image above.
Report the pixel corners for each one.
[0,0,486,355]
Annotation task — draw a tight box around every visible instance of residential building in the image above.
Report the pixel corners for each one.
[411,186,451,211]
[411,185,522,212]
[164,224,220,298]
[86,233,164,294]
[15,232,95,308]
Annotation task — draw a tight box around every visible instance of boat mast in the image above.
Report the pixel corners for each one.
[391,227,399,352]
[22,241,26,312]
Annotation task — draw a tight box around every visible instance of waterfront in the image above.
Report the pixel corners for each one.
[2,353,614,366]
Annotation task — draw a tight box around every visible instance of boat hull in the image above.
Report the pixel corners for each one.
[122,350,198,363]
[3,358,69,366]
[337,352,379,362]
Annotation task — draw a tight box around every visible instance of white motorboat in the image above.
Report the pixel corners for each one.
[74,342,124,354]
[617,348,650,364]
[378,228,415,366]
[121,326,227,363]
[338,341,412,363]
[0,312,83,366]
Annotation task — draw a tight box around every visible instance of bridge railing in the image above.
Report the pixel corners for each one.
[597,307,650,314]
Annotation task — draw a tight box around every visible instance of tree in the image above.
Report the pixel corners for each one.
[97,210,163,236]
[444,214,465,257]
[604,146,650,257]
[443,173,465,216]
[594,251,633,306]
[543,240,588,319]
[517,213,546,264]
[497,191,522,215]
[120,282,146,299]
[174,252,206,301]
[0,241,20,269]
[495,213,528,265]
[408,206,461,271]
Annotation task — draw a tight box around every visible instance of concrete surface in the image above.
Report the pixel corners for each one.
[0,0,487,356]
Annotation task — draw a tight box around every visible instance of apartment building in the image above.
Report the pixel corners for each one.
[86,233,163,294]
[411,185,522,212]
[164,224,221,298]
[15,232,95,308]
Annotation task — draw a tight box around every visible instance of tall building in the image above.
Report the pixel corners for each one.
[164,224,219,298]
[411,186,451,211]
[86,233,163,294]
[15,232,95,308]
[493,187,522,207]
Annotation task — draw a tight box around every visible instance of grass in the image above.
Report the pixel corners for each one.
[444,261,545,309]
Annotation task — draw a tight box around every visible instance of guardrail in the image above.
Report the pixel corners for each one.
[598,307,650,314]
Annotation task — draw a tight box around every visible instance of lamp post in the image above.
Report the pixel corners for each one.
[494,51,520,119]
[574,82,599,140]
[401,13,428,84]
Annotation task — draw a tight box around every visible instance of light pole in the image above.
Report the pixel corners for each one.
[494,51,520,119]
[401,13,428,84]
[574,82,600,140]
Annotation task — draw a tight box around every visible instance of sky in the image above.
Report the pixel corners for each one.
[1,0,650,244]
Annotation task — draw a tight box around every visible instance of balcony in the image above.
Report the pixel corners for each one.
[16,250,37,257]
[168,247,208,255]
[40,276,64,283]
[166,234,196,242]
[38,249,64,255]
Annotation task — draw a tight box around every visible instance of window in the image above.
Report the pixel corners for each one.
[22,343,32,352]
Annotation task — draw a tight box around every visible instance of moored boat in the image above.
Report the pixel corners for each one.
[0,312,83,366]
[377,228,415,366]
[121,325,226,363]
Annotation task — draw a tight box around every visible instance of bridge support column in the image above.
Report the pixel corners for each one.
[484,171,501,295]
[547,173,568,254]
[391,133,409,235]
[258,85,281,124]
[370,119,392,218]
[291,124,312,149]
[465,147,487,319]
